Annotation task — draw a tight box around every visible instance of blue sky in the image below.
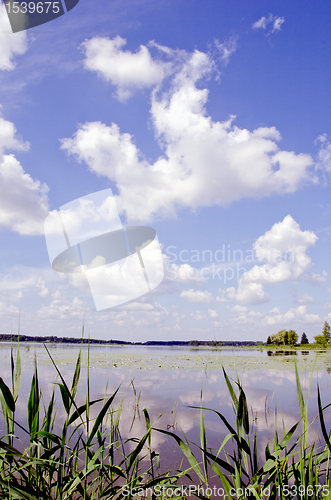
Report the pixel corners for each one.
[0,0,331,342]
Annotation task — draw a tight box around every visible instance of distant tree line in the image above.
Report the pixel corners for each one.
[189,340,224,346]
[0,334,261,347]
[0,334,130,344]
[188,340,262,347]
[266,321,331,347]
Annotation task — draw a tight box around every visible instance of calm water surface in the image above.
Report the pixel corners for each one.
[0,343,331,481]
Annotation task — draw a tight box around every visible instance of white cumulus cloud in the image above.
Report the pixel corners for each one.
[165,262,206,284]
[180,289,214,303]
[62,46,315,223]
[0,4,28,70]
[262,305,320,326]
[247,215,317,284]
[0,113,49,235]
[82,36,170,101]
[191,310,207,321]
[226,282,269,305]
[37,291,87,320]
[228,304,321,334]
[294,293,315,305]
[303,271,328,286]
[222,215,318,305]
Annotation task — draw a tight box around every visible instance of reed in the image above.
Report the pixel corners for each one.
[159,365,331,499]
[0,341,184,499]
[0,342,330,499]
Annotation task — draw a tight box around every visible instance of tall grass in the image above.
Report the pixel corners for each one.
[0,342,184,499]
[158,366,331,499]
[0,343,330,499]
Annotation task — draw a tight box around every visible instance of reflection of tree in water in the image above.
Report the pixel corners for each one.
[267,350,297,356]
[326,366,331,375]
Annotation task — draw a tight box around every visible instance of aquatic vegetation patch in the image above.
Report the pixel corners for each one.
[0,342,330,499]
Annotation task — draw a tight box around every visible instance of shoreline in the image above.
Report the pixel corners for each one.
[0,340,329,351]
[0,342,330,371]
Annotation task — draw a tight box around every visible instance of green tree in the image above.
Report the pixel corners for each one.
[266,336,272,345]
[300,332,309,345]
[288,330,298,346]
[322,321,331,345]
[284,331,288,345]
[314,334,327,348]
[270,330,288,345]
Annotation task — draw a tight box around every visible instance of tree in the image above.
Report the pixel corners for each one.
[314,334,327,348]
[266,336,272,345]
[288,330,298,346]
[284,331,288,345]
[300,332,309,345]
[322,321,331,345]
[270,330,288,345]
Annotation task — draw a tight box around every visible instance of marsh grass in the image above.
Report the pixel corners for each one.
[0,341,184,499]
[158,365,331,499]
[0,341,330,499]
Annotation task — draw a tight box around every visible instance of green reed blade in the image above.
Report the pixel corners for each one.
[44,389,55,434]
[68,398,104,426]
[0,438,25,458]
[0,478,42,500]
[11,344,14,395]
[239,387,249,435]
[27,358,39,440]
[222,367,238,410]
[143,408,152,450]
[155,428,205,482]
[55,383,70,415]
[0,377,15,413]
[86,388,119,447]
[40,444,62,461]
[43,344,80,417]
[202,448,237,476]
[71,344,82,402]
[199,407,208,482]
[318,386,331,452]
[188,405,251,455]
[215,468,236,500]
[36,431,61,446]
[12,342,21,404]
[295,362,305,421]
[277,421,300,449]
[86,330,90,438]
[66,447,102,497]
[126,433,151,473]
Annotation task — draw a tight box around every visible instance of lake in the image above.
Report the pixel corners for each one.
[0,343,331,486]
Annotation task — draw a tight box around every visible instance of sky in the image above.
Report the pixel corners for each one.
[0,0,331,343]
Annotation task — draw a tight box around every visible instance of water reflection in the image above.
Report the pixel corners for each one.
[267,350,297,356]
[0,343,331,479]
